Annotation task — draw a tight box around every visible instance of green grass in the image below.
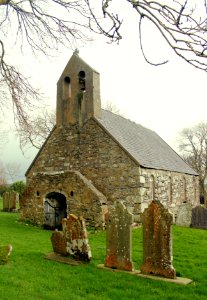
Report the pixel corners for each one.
[0,199,207,300]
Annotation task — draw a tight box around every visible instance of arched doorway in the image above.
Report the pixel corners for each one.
[44,192,67,230]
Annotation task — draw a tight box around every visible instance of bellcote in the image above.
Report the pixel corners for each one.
[56,52,101,127]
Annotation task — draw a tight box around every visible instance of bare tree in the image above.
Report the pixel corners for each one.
[4,162,21,183]
[0,0,92,132]
[86,0,207,70]
[1,0,207,149]
[178,123,207,204]
[102,101,122,115]
[0,161,7,186]
[16,107,56,150]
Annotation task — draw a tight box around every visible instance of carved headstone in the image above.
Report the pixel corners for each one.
[191,206,207,229]
[140,200,176,279]
[104,201,134,271]
[176,203,192,227]
[51,229,67,256]
[62,214,92,261]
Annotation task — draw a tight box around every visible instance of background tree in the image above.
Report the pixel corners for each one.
[87,0,207,70]
[0,162,8,196]
[1,1,207,148]
[10,180,26,195]
[16,107,56,150]
[178,123,207,204]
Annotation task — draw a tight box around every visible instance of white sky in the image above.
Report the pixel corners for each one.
[1,1,207,181]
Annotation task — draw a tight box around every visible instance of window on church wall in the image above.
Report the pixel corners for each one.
[78,70,86,92]
[63,76,71,98]
[193,177,196,203]
[168,176,172,203]
[183,176,187,203]
[150,175,155,200]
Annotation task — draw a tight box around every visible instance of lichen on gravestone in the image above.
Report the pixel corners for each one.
[104,201,134,271]
[51,230,67,256]
[140,200,176,279]
[62,214,92,261]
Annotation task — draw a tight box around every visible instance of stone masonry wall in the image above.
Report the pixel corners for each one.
[25,119,142,224]
[21,171,107,228]
[139,168,199,221]
[24,118,199,225]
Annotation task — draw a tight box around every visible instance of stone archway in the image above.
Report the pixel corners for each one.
[44,192,67,230]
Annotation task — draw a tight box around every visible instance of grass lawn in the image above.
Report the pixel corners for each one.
[0,199,207,300]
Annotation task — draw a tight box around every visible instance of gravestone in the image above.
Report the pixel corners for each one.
[104,201,134,271]
[62,214,92,261]
[2,191,18,211]
[176,203,192,227]
[140,200,176,279]
[51,229,67,256]
[9,191,18,210]
[2,192,9,211]
[191,206,207,229]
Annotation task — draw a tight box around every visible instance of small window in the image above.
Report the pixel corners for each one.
[64,76,71,84]
[70,191,74,197]
[78,70,86,91]
[36,191,40,196]
[63,75,71,98]
[150,175,155,200]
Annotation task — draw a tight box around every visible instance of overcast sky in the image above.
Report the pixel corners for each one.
[1,2,207,181]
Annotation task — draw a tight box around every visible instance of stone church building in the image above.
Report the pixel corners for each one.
[20,52,199,228]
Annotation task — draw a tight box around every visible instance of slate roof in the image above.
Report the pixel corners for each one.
[95,110,197,175]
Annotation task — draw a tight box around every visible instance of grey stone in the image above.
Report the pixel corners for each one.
[176,203,192,227]
[191,206,207,229]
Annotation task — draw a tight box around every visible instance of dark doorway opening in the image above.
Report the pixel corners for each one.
[44,192,67,230]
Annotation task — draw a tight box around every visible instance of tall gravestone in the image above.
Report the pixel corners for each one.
[176,203,192,227]
[140,200,176,279]
[9,191,18,210]
[104,201,134,271]
[191,206,207,229]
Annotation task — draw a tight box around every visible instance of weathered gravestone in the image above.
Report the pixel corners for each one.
[176,203,192,227]
[191,206,207,229]
[9,191,18,210]
[50,214,92,262]
[62,214,92,261]
[2,191,18,211]
[51,230,67,256]
[2,192,9,211]
[104,201,134,271]
[140,200,176,279]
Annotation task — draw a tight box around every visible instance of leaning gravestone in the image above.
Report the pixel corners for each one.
[140,200,176,279]
[176,203,192,227]
[104,201,134,271]
[62,214,92,261]
[191,206,207,229]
